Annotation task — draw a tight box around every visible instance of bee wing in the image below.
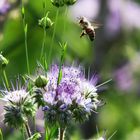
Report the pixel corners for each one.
[91,22,102,29]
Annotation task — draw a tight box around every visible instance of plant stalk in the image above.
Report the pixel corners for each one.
[58,127,65,140]
[2,69,9,90]
[21,3,30,75]
[48,8,59,65]
[40,0,47,60]
[24,122,32,138]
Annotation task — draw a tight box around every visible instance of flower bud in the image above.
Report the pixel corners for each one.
[64,0,77,5]
[38,12,53,29]
[34,75,48,88]
[51,0,64,7]
[0,54,8,68]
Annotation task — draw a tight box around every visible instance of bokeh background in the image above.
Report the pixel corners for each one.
[1,0,140,139]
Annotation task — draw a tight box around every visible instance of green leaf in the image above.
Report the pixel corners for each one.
[26,133,41,140]
[57,69,62,86]
[43,56,48,72]
[59,42,67,64]
[0,129,3,140]
[57,42,67,85]
[21,6,25,19]
[50,125,58,138]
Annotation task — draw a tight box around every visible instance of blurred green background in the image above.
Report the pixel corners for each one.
[1,0,140,139]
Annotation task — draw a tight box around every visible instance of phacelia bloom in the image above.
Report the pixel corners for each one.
[0,0,10,14]
[1,84,36,127]
[41,65,100,126]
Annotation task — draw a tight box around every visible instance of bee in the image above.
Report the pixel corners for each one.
[78,17,100,41]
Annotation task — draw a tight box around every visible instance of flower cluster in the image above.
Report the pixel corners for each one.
[37,65,100,126]
[1,86,36,128]
[0,0,10,15]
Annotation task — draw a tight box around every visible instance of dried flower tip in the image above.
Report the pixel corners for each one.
[34,75,48,88]
[51,0,64,7]
[64,0,77,5]
[38,12,53,29]
[0,54,8,68]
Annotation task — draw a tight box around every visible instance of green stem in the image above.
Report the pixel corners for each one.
[2,69,9,90]
[40,0,47,60]
[33,116,36,133]
[63,6,68,36]
[45,114,49,140]
[21,3,30,75]
[48,8,59,65]
[58,127,65,140]
[24,23,30,75]
[24,122,32,138]
[40,27,47,60]
[21,127,26,140]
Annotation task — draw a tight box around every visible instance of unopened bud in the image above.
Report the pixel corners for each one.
[35,75,48,88]
[51,0,64,7]
[64,0,77,5]
[38,12,53,29]
[0,54,8,68]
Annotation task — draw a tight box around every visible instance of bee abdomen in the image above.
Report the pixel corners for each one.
[86,28,95,41]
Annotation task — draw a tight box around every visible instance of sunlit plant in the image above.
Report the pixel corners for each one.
[0,0,110,140]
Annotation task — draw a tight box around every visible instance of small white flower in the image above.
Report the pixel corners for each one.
[43,91,56,105]
[97,137,106,140]
[80,81,97,97]
[3,89,28,104]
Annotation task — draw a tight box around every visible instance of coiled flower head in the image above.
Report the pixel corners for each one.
[42,65,100,126]
[1,84,36,128]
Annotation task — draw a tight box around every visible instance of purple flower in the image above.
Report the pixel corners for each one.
[43,65,99,113]
[0,0,10,14]
[106,0,140,36]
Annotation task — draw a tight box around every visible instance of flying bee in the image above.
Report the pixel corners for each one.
[78,16,100,41]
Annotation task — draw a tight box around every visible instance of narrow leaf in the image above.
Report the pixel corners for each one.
[0,129,3,140]
[57,69,62,86]
[26,132,41,140]
[57,42,67,85]
[24,24,28,34]
[21,6,25,19]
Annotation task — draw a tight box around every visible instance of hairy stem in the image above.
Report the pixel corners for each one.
[24,122,32,138]
[21,127,26,140]
[58,127,65,140]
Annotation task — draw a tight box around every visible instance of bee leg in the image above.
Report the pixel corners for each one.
[80,30,86,38]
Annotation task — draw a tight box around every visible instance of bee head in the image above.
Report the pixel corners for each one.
[78,16,84,24]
